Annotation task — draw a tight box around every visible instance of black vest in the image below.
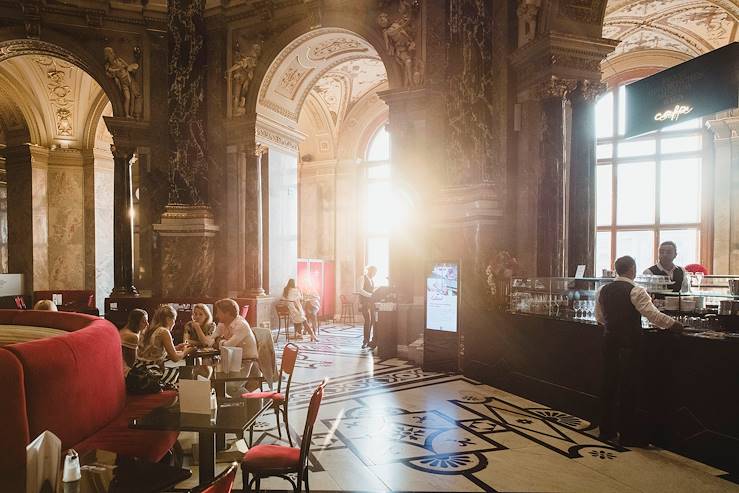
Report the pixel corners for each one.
[648,265,684,292]
[360,275,374,304]
[599,280,643,348]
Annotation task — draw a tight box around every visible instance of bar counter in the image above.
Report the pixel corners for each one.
[463,310,739,475]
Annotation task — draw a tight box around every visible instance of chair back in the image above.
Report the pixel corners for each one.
[275,303,290,317]
[87,294,95,308]
[299,379,328,472]
[277,343,299,394]
[190,462,238,493]
[14,297,25,310]
[340,294,348,305]
[240,304,249,319]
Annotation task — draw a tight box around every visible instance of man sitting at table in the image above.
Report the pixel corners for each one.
[191,298,258,361]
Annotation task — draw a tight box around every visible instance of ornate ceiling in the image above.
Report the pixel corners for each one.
[0,55,108,148]
[603,0,739,58]
[257,28,384,126]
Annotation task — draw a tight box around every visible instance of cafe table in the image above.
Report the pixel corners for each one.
[60,448,191,493]
[130,363,270,486]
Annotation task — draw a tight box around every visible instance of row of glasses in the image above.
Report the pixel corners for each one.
[573,300,595,320]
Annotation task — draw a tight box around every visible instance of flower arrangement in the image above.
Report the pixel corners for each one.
[485,251,521,300]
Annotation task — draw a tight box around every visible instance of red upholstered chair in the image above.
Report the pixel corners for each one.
[242,343,299,447]
[240,304,249,319]
[190,462,238,493]
[275,303,291,342]
[241,379,327,493]
[14,296,26,310]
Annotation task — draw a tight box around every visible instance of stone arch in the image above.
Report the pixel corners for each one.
[0,30,125,118]
[245,14,402,121]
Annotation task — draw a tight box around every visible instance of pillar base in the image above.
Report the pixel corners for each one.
[110,286,140,297]
[153,205,220,297]
[242,295,274,328]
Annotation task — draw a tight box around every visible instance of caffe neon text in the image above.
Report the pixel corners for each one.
[654,105,693,122]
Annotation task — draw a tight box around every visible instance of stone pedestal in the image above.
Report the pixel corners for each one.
[153,205,219,297]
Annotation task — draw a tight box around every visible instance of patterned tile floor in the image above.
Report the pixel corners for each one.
[172,324,739,492]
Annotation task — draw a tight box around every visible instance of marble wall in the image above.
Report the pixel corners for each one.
[167,0,209,206]
[268,147,299,297]
[298,173,335,260]
[0,183,7,273]
[47,155,85,289]
[94,157,114,310]
[158,234,216,296]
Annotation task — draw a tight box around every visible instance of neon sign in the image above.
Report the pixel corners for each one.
[654,105,693,122]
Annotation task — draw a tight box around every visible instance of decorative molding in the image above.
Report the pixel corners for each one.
[559,0,606,24]
[255,114,305,153]
[706,110,739,141]
[431,184,504,228]
[153,205,220,237]
[32,56,75,137]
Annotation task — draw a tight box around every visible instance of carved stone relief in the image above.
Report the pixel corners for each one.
[275,58,314,99]
[559,0,606,24]
[376,0,422,88]
[227,39,262,116]
[517,0,541,47]
[33,56,74,137]
[308,37,366,60]
[103,46,142,119]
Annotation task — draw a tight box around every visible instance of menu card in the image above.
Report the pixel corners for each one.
[26,430,61,493]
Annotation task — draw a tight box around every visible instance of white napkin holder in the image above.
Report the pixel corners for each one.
[62,449,80,482]
[178,377,212,414]
[26,430,61,493]
[220,346,243,372]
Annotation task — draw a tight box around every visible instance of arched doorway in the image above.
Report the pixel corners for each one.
[250,27,391,317]
[0,52,115,309]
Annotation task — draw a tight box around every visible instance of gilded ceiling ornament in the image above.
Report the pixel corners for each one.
[103,46,142,119]
[33,56,75,138]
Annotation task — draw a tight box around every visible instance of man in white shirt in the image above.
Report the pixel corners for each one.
[595,255,681,447]
[643,241,690,293]
[195,298,258,360]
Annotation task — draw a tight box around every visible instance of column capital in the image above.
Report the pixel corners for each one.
[706,109,739,141]
[104,116,152,149]
[512,32,617,100]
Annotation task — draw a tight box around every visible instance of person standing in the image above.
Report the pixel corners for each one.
[595,255,682,446]
[358,266,377,349]
[644,241,690,292]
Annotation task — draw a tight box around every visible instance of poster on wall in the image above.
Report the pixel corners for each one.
[425,262,459,332]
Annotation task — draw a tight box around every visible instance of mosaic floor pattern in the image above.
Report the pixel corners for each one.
[172,324,739,492]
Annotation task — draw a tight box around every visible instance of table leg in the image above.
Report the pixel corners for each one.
[215,381,227,450]
[198,431,215,485]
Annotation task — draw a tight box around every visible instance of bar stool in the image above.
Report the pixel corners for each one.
[339,294,355,326]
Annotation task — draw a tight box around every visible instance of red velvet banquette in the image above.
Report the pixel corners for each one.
[0,310,178,491]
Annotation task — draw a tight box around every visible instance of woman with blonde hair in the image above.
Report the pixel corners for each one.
[281,278,317,342]
[135,304,194,385]
[33,299,57,311]
[183,303,217,347]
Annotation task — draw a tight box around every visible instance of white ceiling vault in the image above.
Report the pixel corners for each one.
[0,55,109,148]
[603,0,739,59]
[257,28,387,128]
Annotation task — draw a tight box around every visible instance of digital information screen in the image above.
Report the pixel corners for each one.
[425,262,459,332]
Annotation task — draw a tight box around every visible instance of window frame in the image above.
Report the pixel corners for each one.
[361,124,391,287]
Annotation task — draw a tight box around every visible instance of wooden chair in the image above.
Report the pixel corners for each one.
[189,462,238,493]
[339,294,355,326]
[242,343,299,447]
[241,379,328,493]
[275,303,291,342]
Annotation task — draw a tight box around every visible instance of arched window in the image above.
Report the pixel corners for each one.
[364,124,391,287]
[595,85,706,274]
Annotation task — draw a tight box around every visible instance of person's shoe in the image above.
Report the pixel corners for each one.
[361,341,368,349]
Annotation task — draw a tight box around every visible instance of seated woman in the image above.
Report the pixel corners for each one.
[302,285,321,338]
[192,298,258,359]
[281,279,317,342]
[120,308,148,374]
[135,304,194,385]
[33,299,57,311]
[183,303,217,348]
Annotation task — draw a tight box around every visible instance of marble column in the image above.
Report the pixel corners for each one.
[110,144,138,296]
[245,144,266,297]
[3,144,49,293]
[152,0,219,296]
[706,110,739,274]
[566,82,599,276]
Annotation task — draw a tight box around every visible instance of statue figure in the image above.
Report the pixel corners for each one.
[377,8,417,88]
[227,42,262,115]
[103,46,142,119]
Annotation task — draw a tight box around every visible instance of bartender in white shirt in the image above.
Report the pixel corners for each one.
[595,255,682,447]
[644,241,690,293]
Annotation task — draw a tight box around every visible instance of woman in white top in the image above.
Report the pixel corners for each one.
[281,278,317,342]
[184,303,218,347]
[135,304,194,385]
